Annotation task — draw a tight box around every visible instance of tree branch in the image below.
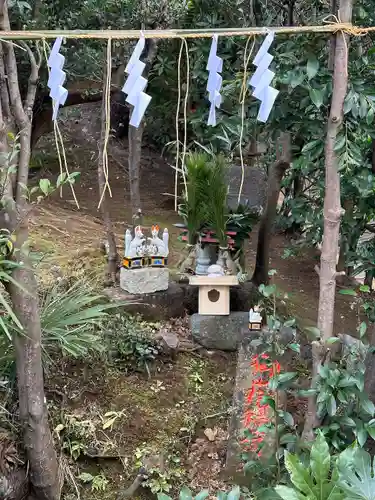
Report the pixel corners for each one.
[0,1,26,127]
[22,41,41,117]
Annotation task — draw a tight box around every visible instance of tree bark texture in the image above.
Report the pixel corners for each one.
[317,0,352,342]
[303,0,353,442]
[98,56,118,282]
[127,39,158,216]
[8,225,61,500]
[0,1,60,497]
[252,132,291,286]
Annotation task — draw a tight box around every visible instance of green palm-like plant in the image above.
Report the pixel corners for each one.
[179,151,211,244]
[39,279,117,358]
[1,279,122,365]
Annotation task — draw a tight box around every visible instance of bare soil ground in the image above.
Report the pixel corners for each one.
[28,102,359,497]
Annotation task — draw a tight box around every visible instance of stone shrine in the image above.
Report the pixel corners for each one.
[120,225,169,294]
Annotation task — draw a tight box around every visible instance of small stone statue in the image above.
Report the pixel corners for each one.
[249,306,262,329]
[207,264,224,277]
[147,225,169,257]
[126,226,146,257]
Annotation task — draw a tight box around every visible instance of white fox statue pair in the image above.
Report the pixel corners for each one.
[125,225,169,259]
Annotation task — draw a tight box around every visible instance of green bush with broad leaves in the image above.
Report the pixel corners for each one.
[158,485,241,500]
[276,432,375,500]
[105,313,162,376]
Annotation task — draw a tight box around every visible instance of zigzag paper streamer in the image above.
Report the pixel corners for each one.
[47,37,68,121]
[122,35,152,128]
[249,32,279,123]
[206,35,223,127]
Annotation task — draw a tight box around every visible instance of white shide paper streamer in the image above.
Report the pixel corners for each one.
[47,37,68,121]
[249,32,279,123]
[122,35,152,128]
[206,35,223,126]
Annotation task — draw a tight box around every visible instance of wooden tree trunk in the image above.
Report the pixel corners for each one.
[128,117,143,216]
[317,0,352,341]
[252,132,291,286]
[303,0,352,441]
[127,39,158,217]
[98,49,118,283]
[8,224,61,500]
[0,2,60,497]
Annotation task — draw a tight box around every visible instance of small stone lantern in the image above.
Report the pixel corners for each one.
[189,275,239,315]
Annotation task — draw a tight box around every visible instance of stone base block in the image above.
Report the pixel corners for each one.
[226,342,254,472]
[103,282,185,321]
[120,267,169,294]
[190,312,251,351]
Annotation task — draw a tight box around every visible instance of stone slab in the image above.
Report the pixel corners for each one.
[226,165,267,211]
[103,282,185,321]
[190,312,251,351]
[120,267,169,294]
[226,342,254,472]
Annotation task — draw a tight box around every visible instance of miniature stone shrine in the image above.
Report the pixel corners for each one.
[121,225,170,294]
[189,266,238,315]
[249,306,263,330]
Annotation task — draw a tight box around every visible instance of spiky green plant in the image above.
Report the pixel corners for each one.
[179,151,211,244]
[206,154,229,248]
[1,279,122,365]
[39,279,118,358]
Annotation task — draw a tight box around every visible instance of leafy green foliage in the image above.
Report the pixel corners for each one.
[38,279,116,358]
[179,152,212,244]
[157,485,240,500]
[275,433,344,500]
[78,472,109,491]
[0,279,122,374]
[338,448,375,500]
[106,313,162,375]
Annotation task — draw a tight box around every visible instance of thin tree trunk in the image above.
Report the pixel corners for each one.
[98,50,118,283]
[127,39,158,217]
[317,0,351,340]
[252,132,291,286]
[128,117,143,216]
[303,0,352,442]
[8,225,61,500]
[0,1,60,496]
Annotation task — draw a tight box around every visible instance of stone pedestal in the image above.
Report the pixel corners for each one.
[120,267,169,294]
[190,312,250,351]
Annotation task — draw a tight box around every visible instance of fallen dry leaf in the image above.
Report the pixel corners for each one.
[204,427,218,442]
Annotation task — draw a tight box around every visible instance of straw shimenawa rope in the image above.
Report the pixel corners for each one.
[98,37,113,209]
[174,38,189,211]
[181,38,189,200]
[174,40,183,212]
[1,23,374,40]
[42,39,79,209]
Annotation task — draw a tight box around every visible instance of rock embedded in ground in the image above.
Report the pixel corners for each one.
[103,282,185,320]
[190,312,251,351]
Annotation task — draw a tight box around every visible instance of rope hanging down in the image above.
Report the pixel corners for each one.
[0,23,374,40]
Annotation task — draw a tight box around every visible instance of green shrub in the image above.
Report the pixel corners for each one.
[106,314,162,376]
